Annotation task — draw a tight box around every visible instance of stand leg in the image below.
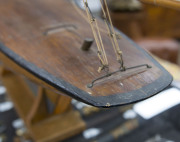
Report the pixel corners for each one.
[0,66,85,142]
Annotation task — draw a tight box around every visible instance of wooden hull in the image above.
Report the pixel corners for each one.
[0,0,172,107]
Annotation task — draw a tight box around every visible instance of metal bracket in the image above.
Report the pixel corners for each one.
[87,64,152,88]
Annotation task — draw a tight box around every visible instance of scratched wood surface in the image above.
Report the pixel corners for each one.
[0,0,172,107]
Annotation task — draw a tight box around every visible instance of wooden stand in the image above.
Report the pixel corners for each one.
[0,52,85,142]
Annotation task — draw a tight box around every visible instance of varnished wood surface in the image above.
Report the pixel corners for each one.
[0,0,172,107]
[30,111,86,142]
[139,0,180,10]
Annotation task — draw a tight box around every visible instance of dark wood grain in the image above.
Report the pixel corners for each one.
[0,0,172,107]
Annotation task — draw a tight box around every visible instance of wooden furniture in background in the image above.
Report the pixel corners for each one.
[142,4,180,38]
[139,0,180,10]
[137,38,180,64]
[110,11,145,40]
[109,3,180,39]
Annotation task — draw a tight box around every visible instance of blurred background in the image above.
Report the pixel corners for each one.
[1,0,180,142]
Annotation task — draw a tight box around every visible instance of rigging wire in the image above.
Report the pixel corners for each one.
[83,0,109,73]
[99,0,124,68]
[72,0,125,72]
